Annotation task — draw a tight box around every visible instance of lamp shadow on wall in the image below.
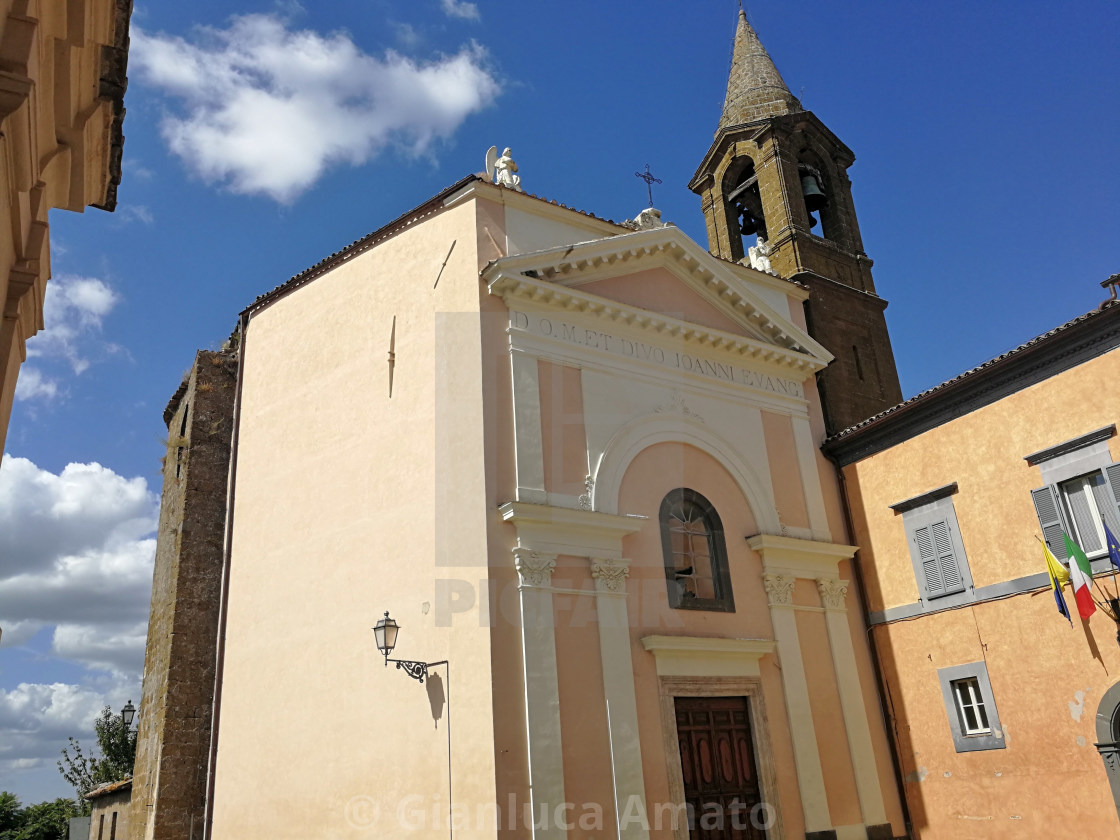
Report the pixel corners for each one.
[427,671,447,729]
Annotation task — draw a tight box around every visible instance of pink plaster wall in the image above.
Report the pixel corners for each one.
[538,361,588,497]
[616,441,808,837]
[761,410,810,530]
[552,556,618,829]
[579,269,750,337]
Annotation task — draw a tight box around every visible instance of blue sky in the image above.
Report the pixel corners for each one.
[1,0,1117,802]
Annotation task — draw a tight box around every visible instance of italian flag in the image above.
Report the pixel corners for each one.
[1064,532,1097,620]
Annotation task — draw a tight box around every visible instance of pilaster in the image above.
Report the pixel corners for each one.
[511,349,546,504]
[817,578,888,831]
[761,573,832,835]
[513,547,567,840]
[590,558,649,840]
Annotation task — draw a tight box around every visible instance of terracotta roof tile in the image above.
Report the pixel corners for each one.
[85,777,132,800]
[827,301,1120,443]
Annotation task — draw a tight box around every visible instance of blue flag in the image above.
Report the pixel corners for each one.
[1105,522,1120,573]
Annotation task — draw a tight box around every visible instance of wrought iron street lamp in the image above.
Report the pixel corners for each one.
[372,610,453,839]
[372,611,445,683]
[121,700,136,727]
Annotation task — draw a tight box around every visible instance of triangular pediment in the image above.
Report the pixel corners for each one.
[482,225,833,373]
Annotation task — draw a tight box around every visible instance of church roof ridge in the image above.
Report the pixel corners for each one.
[719,10,802,131]
[239,175,629,321]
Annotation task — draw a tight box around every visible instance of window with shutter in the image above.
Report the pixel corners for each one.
[1032,485,1069,560]
[914,525,943,597]
[1035,467,1120,562]
[896,488,973,609]
[915,519,965,599]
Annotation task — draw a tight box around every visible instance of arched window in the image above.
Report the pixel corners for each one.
[659,489,734,612]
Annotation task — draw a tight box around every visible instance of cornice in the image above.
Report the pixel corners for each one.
[500,501,646,560]
[442,179,626,237]
[641,635,776,657]
[689,110,853,192]
[491,272,827,377]
[746,534,856,579]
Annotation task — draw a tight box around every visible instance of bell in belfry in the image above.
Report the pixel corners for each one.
[738,207,759,236]
[801,172,828,213]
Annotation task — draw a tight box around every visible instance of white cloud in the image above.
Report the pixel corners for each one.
[0,456,155,578]
[0,456,157,675]
[441,0,480,20]
[13,368,60,402]
[26,275,121,376]
[0,682,132,779]
[0,456,154,790]
[117,205,154,225]
[131,15,499,202]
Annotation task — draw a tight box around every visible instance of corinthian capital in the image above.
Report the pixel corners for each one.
[762,573,794,607]
[590,558,631,593]
[817,578,849,611]
[513,548,557,587]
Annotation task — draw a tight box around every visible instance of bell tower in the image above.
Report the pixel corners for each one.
[690,11,902,433]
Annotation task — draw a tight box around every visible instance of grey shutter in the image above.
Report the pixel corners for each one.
[1102,464,1120,539]
[1032,485,1068,560]
[932,519,965,595]
[915,524,946,598]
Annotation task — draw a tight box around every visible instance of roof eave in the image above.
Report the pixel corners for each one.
[824,303,1120,466]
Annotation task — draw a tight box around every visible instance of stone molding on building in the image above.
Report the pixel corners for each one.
[590,557,630,593]
[762,573,794,607]
[513,548,557,587]
[817,578,849,611]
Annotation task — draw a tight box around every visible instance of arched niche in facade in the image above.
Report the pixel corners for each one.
[591,411,780,535]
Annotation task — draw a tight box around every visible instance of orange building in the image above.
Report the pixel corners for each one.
[827,294,1120,838]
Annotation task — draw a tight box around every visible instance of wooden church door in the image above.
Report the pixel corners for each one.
[675,696,767,839]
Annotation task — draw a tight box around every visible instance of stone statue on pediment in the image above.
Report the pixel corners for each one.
[748,236,775,275]
[486,146,522,192]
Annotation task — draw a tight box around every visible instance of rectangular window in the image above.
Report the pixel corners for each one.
[938,662,1005,752]
[892,486,971,605]
[913,519,965,599]
[951,677,991,735]
[1060,472,1112,556]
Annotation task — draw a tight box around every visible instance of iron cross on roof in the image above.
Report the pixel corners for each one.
[635,164,662,208]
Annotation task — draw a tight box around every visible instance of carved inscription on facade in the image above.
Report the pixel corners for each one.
[510,310,804,398]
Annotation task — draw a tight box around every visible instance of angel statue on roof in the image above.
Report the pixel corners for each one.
[485,146,522,192]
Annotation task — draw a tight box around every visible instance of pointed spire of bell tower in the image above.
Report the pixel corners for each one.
[691,9,903,434]
[719,10,801,130]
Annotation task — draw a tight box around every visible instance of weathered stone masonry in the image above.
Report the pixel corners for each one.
[130,351,237,840]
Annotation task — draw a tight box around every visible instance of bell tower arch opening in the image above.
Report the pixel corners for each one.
[721,156,765,263]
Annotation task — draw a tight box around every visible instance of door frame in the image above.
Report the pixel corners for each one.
[657,676,785,840]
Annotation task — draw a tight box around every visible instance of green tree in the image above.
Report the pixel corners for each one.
[4,798,78,840]
[57,705,137,808]
[0,792,22,836]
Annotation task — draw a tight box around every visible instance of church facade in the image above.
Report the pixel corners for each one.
[132,12,912,840]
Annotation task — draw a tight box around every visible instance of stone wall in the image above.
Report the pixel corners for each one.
[130,350,237,840]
